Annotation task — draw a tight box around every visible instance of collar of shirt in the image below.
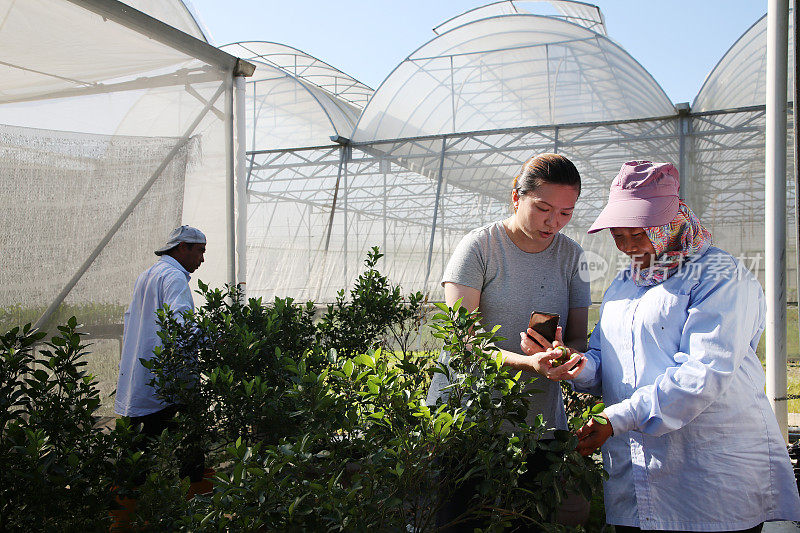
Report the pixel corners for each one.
[158,255,191,281]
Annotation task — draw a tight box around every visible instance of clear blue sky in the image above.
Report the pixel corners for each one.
[187,0,767,106]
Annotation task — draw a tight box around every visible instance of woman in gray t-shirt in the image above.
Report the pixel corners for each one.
[429,153,592,530]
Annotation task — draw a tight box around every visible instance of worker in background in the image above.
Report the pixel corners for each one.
[115,224,206,483]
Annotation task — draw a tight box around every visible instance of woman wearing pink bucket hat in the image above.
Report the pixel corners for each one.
[521,161,800,532]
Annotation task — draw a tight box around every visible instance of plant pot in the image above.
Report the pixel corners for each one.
[109,490,138,532]
[186,467,215,499]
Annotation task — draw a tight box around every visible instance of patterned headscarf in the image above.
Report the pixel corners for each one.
[631,201,713,286]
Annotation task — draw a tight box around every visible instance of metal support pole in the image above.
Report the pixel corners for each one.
[424,139,447,290]
[553,126,559,154]
[343,150,349,286]
[235,76,248,298]
[383,164,387,261]
[225,75,236,289]
[793,0,800,364]
[323,148,346,252]
[315,146,346,302]
[441,182,447,280]
[676,102,690,199]
[766,0,790,442]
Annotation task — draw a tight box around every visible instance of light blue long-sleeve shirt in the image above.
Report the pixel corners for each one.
[115,255,194,417]
[573,245,800,530]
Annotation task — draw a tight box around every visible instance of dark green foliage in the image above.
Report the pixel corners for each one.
[318,247,425,358]
[0,319,142,532]
[2,247,607,531]
[428,301,608,530]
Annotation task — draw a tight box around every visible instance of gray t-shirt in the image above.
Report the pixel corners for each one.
[428,221,591,431]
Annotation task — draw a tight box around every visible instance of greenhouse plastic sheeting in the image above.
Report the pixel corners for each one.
[694,13,794,113]
[433,0,606,36]
[222,42,372,109]
[242,2,797,307]
[220,42,370,151]
[353,14,673,142]
[0,0,250,411]
[121,0,210,42]
[246,112,796,304]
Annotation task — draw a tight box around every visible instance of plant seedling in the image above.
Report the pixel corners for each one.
[569,401,607,431]
[584,402,607,425]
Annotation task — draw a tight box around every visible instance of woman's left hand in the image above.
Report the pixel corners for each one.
[576,413,613,456]
[520,326,586,380]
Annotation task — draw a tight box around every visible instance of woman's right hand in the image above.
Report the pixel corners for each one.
[519,326,586,380]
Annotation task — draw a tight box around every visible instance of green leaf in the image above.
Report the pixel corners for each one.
[51,336,66,347]
[288,494,307,517]
[591,402,605,414]
[553,429,571,442]
[343,359,354,378]
[357,353,375,369]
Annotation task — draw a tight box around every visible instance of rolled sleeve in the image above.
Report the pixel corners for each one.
[621,268,764,437]
[604,399,636,435]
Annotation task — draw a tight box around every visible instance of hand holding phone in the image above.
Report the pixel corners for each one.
[528,311,559,344]
[522,311,586,378]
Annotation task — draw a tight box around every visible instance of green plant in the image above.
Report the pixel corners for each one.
[99,248,607,531]
[0,319,143,532]
[317,246,425,359]
[127,431,195,532]
[192,298,573,531]
[427,300,607,531]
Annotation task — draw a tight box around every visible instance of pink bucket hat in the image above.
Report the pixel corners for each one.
[587,161,680,234]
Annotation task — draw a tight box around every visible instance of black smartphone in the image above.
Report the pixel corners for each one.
[528,311,559,344]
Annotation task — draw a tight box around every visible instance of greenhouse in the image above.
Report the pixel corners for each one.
[230,0,797,443]
[0,0,795,410]
[239,2,795,305]
[0,0,254,401]
[2,0,800,530]
[0,0,796,414]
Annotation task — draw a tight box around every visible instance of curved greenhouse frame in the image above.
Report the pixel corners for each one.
[238,2,796,306]
[243,4,682,302]
[694,14,794,112]
[433,0,606,36]
[220,41,372,150]
[353,13,672,142]
[222,41,372,109]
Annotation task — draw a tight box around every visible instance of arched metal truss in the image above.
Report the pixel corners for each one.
[241,1,794,305]
[246,106,795,302]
